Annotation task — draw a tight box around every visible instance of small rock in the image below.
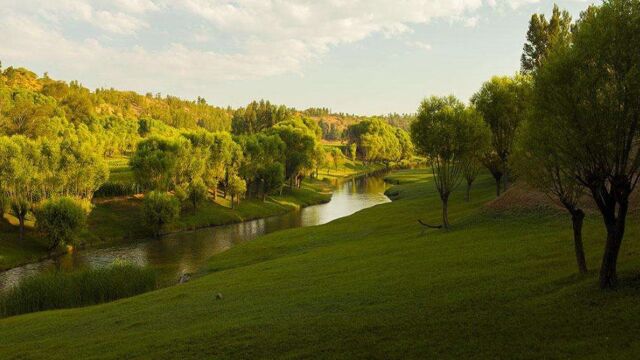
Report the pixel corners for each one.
[215,293,223,300]
[178,273,192,284]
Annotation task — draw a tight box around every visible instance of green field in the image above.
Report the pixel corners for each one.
[2,169,639,358]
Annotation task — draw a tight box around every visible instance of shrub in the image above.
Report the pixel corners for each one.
[0,262,156,318]
[35,197,88,250]
[142,191,180,237]
[94,181,139,197]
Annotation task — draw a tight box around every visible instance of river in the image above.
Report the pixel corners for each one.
[0,173,390,290]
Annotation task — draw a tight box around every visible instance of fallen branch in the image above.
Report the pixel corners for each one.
[417,220,443,229]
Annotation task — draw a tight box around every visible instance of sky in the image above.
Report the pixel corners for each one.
[0,0,595,115]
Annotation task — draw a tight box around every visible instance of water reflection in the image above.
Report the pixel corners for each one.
[0,174,389,289]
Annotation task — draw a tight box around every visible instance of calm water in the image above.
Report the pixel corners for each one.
[0,174,390,290]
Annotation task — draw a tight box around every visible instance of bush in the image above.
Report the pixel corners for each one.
[94,181,139,197]
[35,197,88,250]
[142,191,180,237]
[0,262,157,318]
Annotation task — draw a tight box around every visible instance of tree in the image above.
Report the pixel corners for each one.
[270,121,317,188]
[514,120,588,274]
[259,162,285,200]
[187,179,208,211]
[331,147,343,170]
[521,4,572,73]
[10,197,30,241]
[411,96,486,229]
[531,0,640,288]
[461,117,491,202]
[349,143,357,161]
[142,191,180,238]
[130,136,183,191]
[227,174,246,209]
[207,132,240,199]
[394,128,414,163]
[472,75,530,194]
[346,119,401,164]
[35,197,88,250]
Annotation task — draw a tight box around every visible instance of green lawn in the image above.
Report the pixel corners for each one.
[2,169,640,358]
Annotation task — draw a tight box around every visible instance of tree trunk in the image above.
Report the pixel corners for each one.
[571,209,588,274]
[441,194,450,230]
[213,184,217,200]
[465,181,472,202]
[591,187,629,289]
[18,216,25,241]
[495,178,501,197]
[502,158,509,192]
[600,225,623,288]
[231,194,235,209]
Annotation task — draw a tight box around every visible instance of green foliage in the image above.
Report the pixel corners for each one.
[260,162,285,199]
[187,179,208,211]
[232,100,290,135]
[346,118,411,164]
[330,147,343,170]
[530,0,640,288]
[35,197,88,250]
[129,136,184,191]
[471,74,531,190]
[521,4,572,73]
[412,96,490,228]
[270,120,318,186]
[227,174,247,208]
[142,191,180,237]
[0,262,156,317]
[349,143,357,161]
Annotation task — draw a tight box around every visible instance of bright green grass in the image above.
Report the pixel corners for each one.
[2,169,640,359]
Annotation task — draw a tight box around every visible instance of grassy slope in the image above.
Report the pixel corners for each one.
[2,169,640,359]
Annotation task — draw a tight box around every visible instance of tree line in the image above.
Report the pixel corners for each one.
[411,0,640,289]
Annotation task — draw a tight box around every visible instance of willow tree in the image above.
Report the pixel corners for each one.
[514,121,588,274]
[472,74,530,194]
[532,0,640,288]
[411,96,487,229]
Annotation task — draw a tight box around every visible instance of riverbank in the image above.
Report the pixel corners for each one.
[3,168,640,358]
[0,180,332,272]
[0,157,389,272]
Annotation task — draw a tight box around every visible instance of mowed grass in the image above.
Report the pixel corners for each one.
[2,169,640,358]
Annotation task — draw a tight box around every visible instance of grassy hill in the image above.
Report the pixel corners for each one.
[1,169,640,358]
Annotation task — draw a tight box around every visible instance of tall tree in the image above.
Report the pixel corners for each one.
[514,121,588,274]
[521,5,572,73]
[411,96,487,229]
[532,0,640,288]
[472,75,530,194]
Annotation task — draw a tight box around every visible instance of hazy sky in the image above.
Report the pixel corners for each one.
[0,0,594,115]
